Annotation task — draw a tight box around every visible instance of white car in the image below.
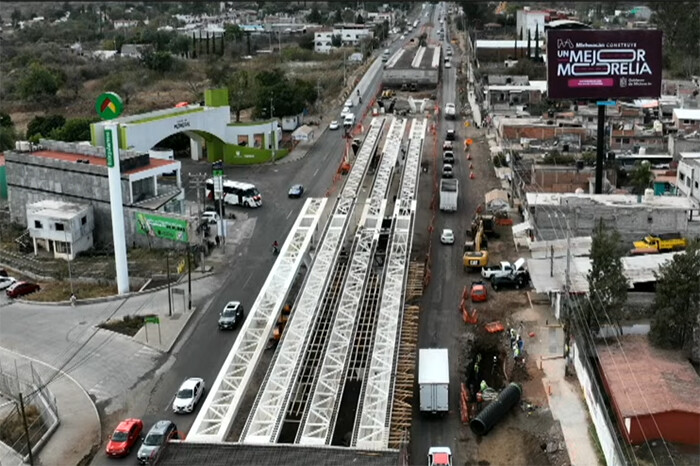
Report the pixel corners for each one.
[172,377,205,414]
[444,61,451,69]
[440,229,455,245]
[344,99,354,108]
[341,106,351,118]
[0,276,17,290]
[329,120,340,130]
[202,211,220,225]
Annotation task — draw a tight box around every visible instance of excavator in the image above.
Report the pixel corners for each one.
[463,218,489,272]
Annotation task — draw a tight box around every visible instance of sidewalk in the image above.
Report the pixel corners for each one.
[512,302,601,466]
[0,346,101,466]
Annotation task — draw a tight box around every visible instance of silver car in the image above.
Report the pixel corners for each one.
[137,420,178,464]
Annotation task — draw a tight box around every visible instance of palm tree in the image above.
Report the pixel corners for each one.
[629,160,655,195]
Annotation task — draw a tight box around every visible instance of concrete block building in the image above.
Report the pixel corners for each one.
[6,140,187,249]
[26,200,94,260]
[525,192,700,243]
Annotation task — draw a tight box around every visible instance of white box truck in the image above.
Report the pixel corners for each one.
[439,179,458,212]
[419,348,449,415]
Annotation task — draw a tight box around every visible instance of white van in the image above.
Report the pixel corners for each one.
[343,114,356,128]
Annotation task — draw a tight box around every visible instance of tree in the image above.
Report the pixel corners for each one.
[11,9,21,26]
[331,34,342,47]
[586,220,628,335]
[0,113,12,129]
[228,70,254,122]
[52,117,99,142]
[333,9,342,24]
[306,7,322,24]
[628,161,655,194]
[18,63,62,101]
[650,240,700,349]
[0,113,16,151]
[26,115,66,140]
[225,23,244,43]
[458,1,495,28]
[355,14,365,24]
[206,60,232,87]
[296,33,315,51]
[141,50,174,72]
[649,2,700,77]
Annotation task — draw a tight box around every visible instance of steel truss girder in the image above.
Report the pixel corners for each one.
[369,117,408,208]
[353,206,416,450]
[352,119,425,450]
[298,200,387,445]
[186,198,327,443]
[241,118,386,445]
[341,117,387,199]
[399,119,426,201]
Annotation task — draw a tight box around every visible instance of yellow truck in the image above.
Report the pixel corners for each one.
[631,233,687,254]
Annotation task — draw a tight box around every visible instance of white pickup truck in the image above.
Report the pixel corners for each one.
[481,258,526,280]
[444,103,456,120]
[428,447,452,466]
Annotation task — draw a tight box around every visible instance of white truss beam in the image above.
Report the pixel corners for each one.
[241,118,386,445]
[186,197,327,443]
[353,207,416,449]
[399,119,426,201]
[298,200,386,445]
[369,117,407,209]
[341,117,387,199]
[352,119,425,450]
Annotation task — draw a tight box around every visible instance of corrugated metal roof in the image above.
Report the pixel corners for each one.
[156,442,400,466]
[598,335,700,417]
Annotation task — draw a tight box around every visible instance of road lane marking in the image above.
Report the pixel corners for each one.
[286,209,293,220]
[242,274,252,289]
[313,168,320,177]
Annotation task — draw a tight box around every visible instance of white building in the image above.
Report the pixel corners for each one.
[27,200,94,260]
[333,23,374,46]
[314,30,334,53]
[677,152,700,203]
[366,11,394,27]
[516,9,547,38]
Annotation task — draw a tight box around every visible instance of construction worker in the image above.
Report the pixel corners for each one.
[480,380,489,392]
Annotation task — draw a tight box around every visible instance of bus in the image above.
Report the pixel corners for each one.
[615,154,674,171]
[205,179,262,208]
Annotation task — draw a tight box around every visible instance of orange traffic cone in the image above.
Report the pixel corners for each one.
[469,162,474,170]
[470,171,475,179]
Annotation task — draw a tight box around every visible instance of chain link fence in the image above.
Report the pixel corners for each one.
[0,360,59,465]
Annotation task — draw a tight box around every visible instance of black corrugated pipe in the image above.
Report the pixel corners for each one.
[470,383,522,436]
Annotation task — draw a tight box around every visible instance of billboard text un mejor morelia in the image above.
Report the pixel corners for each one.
[546,29,662,100]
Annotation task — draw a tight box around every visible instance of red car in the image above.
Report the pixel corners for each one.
[5,281,40,298]
[105,418,143,457]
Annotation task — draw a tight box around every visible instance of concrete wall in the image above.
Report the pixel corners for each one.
[382,68,439,88]
[669,135,700,158]
[500,124,587,141]
[529,200,700,243]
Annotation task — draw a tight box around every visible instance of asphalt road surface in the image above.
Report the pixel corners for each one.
[410,3,486,466]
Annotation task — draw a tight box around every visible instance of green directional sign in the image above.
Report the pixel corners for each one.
[104,128,115,168]
[95,92,124,120]
[144,316,160,324]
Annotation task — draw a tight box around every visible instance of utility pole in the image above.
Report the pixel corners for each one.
[19,393,34,466]
[188,172,207,272]
[166,252,173,317]
[187,244,192,310]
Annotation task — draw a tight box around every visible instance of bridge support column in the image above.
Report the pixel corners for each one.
[190,135,204,161]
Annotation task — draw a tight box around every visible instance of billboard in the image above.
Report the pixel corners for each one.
[135,212,189,243]
[547,29,662,100]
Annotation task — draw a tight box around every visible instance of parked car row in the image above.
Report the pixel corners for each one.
[0,273,41,298]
